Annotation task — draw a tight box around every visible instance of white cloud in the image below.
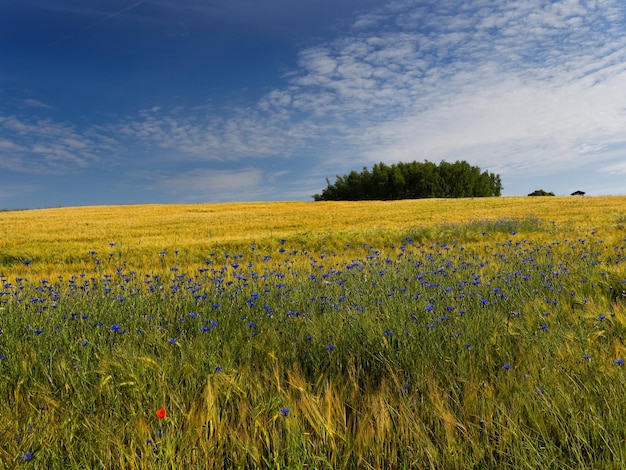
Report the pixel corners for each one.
[0,115,112,173]
[104,0,626,197]
[0,139,28,152]
[359,64,626,168]
[280,0,626,187]
[148,168,269,202]
[116,106,310,161]
[3,0,626,198]
[23,99,52,109]
[601,160,626,175]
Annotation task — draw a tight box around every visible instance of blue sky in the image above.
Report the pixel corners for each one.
[2,0,626,209]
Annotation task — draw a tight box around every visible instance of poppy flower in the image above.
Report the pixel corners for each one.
[156,408,166,419]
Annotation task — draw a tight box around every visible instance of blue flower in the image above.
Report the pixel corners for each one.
[503,363,512,370]
[326,344,336,351]
[22,451,33,460]
[614,359,624,365]
[280,407,290,416]
[110,324,121,332]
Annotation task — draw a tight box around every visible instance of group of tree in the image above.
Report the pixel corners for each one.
[527,189,555,196]
[313,160,502,201]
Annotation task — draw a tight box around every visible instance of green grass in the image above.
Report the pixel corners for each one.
[1,202,626,468]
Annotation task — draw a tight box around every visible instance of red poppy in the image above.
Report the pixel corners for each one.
[156,408,166,419]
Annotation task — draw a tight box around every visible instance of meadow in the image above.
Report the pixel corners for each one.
[1,197,626,468]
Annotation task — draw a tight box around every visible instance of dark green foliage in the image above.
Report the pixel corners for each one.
[528,189,555,196]
[313,160,502,201]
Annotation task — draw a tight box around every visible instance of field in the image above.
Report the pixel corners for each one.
[1,197,626,468]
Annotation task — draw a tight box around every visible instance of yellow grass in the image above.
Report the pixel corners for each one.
[2,196,626,278]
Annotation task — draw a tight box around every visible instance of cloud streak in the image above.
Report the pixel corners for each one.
[81,1,145,31]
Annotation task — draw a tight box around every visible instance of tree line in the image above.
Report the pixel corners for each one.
[313,160,502,201]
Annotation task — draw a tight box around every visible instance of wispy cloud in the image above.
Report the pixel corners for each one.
[118,0,626,186]
[602,159,626,175]
[3,0,626,199]
[116,106,313,162]
[0,115,114,173]
[146,168,270,202]
[278,0,626,188]
[23,99,53,109]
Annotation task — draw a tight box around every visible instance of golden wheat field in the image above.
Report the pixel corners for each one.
[2,196,626,278]
[2,196,626,468]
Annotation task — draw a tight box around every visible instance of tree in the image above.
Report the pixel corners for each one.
[313,160,502,201]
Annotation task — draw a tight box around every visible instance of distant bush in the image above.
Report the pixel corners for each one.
[313,160,502,201]
[528,189,555,196]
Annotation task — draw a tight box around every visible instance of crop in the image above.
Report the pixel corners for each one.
[0,197,625,468]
